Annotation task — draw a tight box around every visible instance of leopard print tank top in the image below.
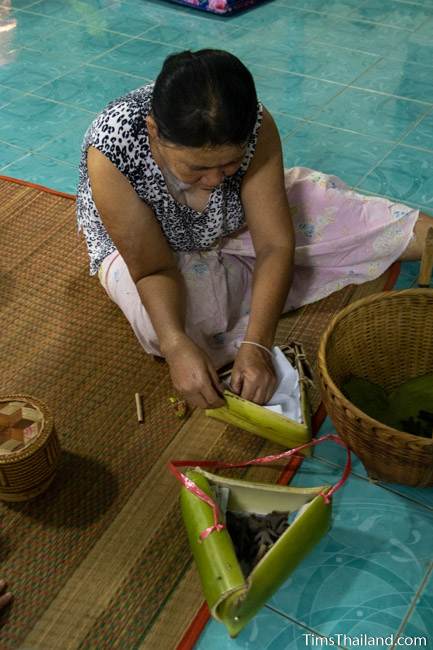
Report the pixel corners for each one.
[76,83,263,275]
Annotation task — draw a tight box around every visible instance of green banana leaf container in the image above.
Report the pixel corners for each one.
[206,343,312,451]
[181,470,330,637]
[173,435,350,638]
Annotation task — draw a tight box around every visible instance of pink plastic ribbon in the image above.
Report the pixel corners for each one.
[168,463,225,540]
[168,434,352,540]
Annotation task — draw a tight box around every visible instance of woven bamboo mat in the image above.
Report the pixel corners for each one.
[0,177,397,649]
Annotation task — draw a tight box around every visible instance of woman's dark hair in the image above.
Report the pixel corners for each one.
[151,49,258,148]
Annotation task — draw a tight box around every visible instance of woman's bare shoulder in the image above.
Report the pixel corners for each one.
[87,146,174,283]
[257,106,282,150]
[244,105,283,180]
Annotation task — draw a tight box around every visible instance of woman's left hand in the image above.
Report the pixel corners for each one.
[230,344,277,404]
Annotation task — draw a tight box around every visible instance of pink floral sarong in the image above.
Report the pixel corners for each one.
[98,168,419,368]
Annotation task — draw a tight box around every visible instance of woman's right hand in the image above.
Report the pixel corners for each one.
[163,334,226,409]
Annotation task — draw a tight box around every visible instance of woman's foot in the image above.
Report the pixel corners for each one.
[400,212,433,261]
[0,580,13,610]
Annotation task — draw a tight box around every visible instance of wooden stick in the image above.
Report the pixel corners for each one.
[218,367,232,380]
[135,393,144,423]
[418,226,433,287]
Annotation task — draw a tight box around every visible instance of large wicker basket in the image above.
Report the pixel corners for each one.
[318,289,433,487]
[0,395,61,501]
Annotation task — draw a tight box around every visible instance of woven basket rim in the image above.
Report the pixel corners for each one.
[0,395,54,464]
[318,288,433,448]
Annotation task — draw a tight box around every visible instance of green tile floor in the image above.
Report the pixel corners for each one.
[0,0,432,647]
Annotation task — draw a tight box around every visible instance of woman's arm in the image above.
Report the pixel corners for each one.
[231,109,295,403]
[87,147,224,408]
[241,108,295,344]
[88,146,186,352]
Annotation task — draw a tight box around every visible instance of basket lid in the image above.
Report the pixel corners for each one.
[0,397,46,457]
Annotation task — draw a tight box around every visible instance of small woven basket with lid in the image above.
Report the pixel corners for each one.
[0,395,61,501]
[318,289,433,487]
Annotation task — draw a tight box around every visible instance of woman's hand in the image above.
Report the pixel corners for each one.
[164,334,225,410]
[230,344,277,404]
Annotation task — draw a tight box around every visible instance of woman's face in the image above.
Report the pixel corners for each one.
[158,141,246,190]
[146,117,245,190]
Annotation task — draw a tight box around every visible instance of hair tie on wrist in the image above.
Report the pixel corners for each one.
[240,340,274,358]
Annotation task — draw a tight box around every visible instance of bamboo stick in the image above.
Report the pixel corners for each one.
[135,393,144,423]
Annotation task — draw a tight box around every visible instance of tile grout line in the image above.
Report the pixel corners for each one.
[4,15,432,158]
[390,103,433,145]
[12,6,84,25]
[410,4,433,32]
[15,61,148,153]
[15,2,433,66]
[279,120,432,197]
[275,117,310,145]
[347,83,433,107]
[392,0,433,9]
[18,26,158,95]
[265,604,348,650]
[291,117,424,148]
[269,6,433,199]
[0,5,232,177]
[310,454,433,513]
[6,91,97,114]
[355,101,433,190]
[0,150,76,174]
[354,146,399,191]
[354,186,431,213]
[278,54,397,184]
[332,16,429,34]
[18,0,44,8]
[0,138,28,153]
[252,64,356,91]
[280,118,312,146]
[0,151,34,173]
[0,111,94,165]
[0,91,96,155]
[287,449,433,645]
[6,58,432,115]
[335,10,427,33]
[299,53,389,124]
[379,484,433,513]
[265,3,417,33]
[312,38,433,70]
[265,81,433,158]
[5,28,433,110]
[310,453,369,482]
[281,0,433,20]
[27,71,153,115]
[391,562,433,649]
[9,79,432,159]
[11,1,123,27]
[15,3,245,34]
[298,101,433,156]
[2,63,432,190]
[0,85,98,168]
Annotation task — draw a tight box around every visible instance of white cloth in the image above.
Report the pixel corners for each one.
[264,347,303,423]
